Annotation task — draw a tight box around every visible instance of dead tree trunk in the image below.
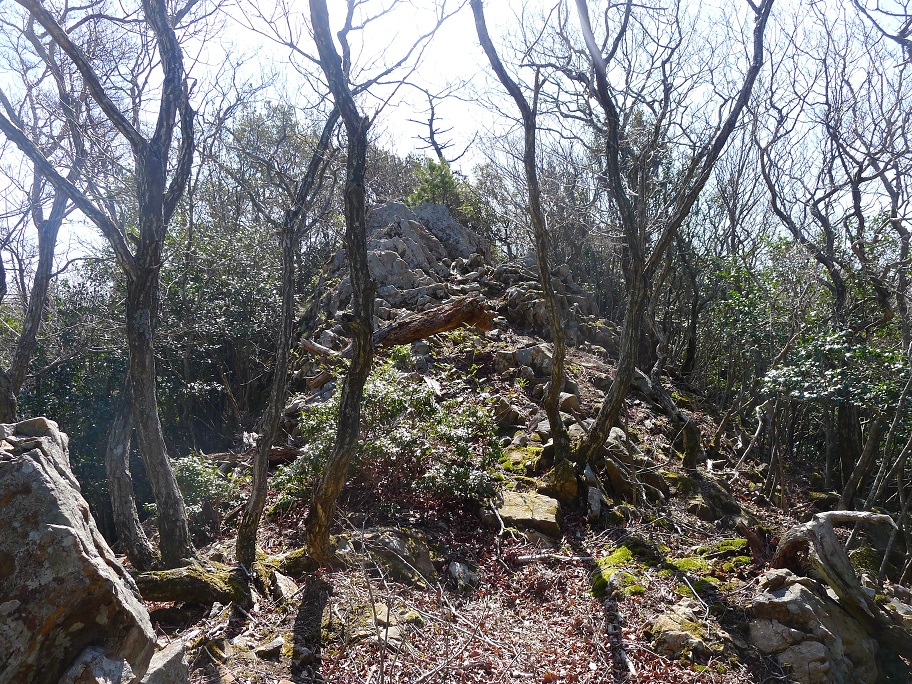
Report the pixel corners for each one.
[771,511,912,655]
[299,295,495,362]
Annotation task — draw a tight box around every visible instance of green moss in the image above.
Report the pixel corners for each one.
[501,445,543,474]
[696,538,748,557]
[670,556,709,573]
[849,545,882,574]
[675,579,718,599]
[590,567,645,598]
[590,537,666,597]
[663,471,698,496]
[721,556,751,573]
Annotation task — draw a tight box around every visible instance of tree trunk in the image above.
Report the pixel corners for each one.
[471,0,569,462]
[305,0,376,563]
[105,376,159,570]
[839,414,886,509]
[125,266,194,567]
[0,369,16,424]
[237,226,297,567]
[306,116,373,563]
[577,270,648,465]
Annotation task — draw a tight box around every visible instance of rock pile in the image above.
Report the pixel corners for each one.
[308,202,612,349]
[0,417,187,684]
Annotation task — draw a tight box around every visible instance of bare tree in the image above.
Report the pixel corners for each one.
[235,107,340,567]
[0,0,198,567]
[563,0,774,470]
[472,0,571,462]
[299,0,455,561]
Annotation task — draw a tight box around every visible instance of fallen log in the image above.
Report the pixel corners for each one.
[771,510,912,656]
[134,563,249,605]
[205,446,304,471]
[134,550,318,605]
[299,295,495,360]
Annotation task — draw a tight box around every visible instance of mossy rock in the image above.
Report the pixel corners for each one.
[694,538,748,558]
[721,556,751,573]
[590,568,646,598]
[849,544,890,575]
[501,445,543,475]
[663,470,698,496]
[669,556,709,573]
[134,562,249,604]
[590,535,667,596]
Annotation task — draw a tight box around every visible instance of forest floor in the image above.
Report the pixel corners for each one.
[145,327,832,684]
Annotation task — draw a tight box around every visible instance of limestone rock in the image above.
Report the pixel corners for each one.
[59,647,136,684]
[491,490,562,537]
[337,528,437,587]
[748,569,879,684]
[646,599,713,660]
[140,642,189,684]
[0,419,156,684]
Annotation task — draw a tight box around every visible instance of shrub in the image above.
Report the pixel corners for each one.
[275,360,501,505]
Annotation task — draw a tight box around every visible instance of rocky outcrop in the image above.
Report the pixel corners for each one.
[0,418,156,684]
[307,203,609,348]
[749,569,880,684]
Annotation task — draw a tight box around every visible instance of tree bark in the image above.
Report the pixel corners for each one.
[839,414,886,509]
[577,270,648,464]
[237,227,297,567]
[472,0,570,462]
[2,0,197,569]
[105,377,159,570]
[305,0,375,563]
[125,266,194,567]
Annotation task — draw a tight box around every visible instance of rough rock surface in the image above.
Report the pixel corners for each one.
[308,203,608,347]
[748,568,879,684]
[645,598,715,660]
[489,490,563,537]
[336,527,437,587]
[0,418,156,684]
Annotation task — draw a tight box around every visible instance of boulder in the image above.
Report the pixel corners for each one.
[491,490,562,537]
[336,528,437,587]
[748,569,879,684]
[0,419,156,684]
[645,599,715,660]
[140,642,189,684]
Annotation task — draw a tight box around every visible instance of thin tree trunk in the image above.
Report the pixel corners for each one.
[105,376,159,570]
[0,369,16,424]
[236,109,339,568]
[237,229,297,567]
[840,414,886,509]
[306,117,372,563]
[471,0,569,462]
[305,0,374,562]
[577,270,648,464]
[125,267,194,567]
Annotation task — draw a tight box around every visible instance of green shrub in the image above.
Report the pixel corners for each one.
[275,361,501,504]
[145,454,239,534]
